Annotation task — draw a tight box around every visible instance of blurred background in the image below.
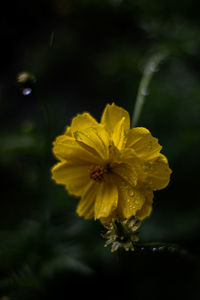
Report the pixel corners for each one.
[0,0,200,299]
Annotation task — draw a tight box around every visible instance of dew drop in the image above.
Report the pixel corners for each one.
[22,87,32,96]
[128,189,134,197]
[152,247,157,252]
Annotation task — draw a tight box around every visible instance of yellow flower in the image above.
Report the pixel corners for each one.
[51,103,172,224]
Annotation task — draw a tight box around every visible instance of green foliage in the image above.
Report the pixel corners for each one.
[0,217,93,299]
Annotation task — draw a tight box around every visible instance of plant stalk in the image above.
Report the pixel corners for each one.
[132,52,168,127]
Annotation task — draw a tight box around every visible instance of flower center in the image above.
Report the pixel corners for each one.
[89,165,108,182]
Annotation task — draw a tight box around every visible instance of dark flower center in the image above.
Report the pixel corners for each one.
[89,165,108,182]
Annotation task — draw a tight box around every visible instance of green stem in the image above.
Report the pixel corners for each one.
[131,52,168,128]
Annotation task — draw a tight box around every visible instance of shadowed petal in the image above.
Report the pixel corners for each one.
[116,147,144,182]
[94,176,118,219]
[76,181,97,219]
[112,162,137,187]
[111,117,127,150]
[143,154,172,190]
[136,189,154,220]
[51,161,90,196]
[53,135,101,164]
[117,179,145,219]
[74,126,110,161]
[126,127,162,161]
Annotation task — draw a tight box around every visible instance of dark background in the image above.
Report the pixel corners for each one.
[0,0,200,299]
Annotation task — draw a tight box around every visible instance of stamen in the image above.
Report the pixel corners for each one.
[89,165,108,182]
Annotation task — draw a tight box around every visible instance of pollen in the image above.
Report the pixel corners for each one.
[89,165,108,182]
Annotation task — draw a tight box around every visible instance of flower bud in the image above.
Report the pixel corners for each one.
[102,217,141,252]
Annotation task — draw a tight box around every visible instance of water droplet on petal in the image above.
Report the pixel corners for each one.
[22,88,32,96]
[128,189,134,197]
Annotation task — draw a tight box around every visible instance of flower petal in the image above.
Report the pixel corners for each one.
[64,126,72,137]
[76,182,97,219]
[51,161,90,196]
[70,112,98,133]
[116,147,144,182]
[64,113,98,136]
[101,103,130,135]
[136,189,154,220]
[143,154,172,190]
[52,135,101,164]
[111,117,127,150]
[100,187,154,224]
[126,127,162,161]
[94,176,118,219]
[74,126,110,161]
[112,162,137,187]
[117,179,145,219]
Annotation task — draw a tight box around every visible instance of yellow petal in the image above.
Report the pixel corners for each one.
[94,176,118,219]
[101,187,153,223]
[100,213,117,226]
[108,141,121,165]
[112,162,137,187]
[136,189,154,220]
[74,126,110,161]
[64,126,72,137]
[126,127,162,161]
[101,103,130,135]
[111,117,127,150]
[70,112,98,133]
[76,182,97,219]
[143,154,172,190]
[117,147,144,182]
[117,179,145,219]
[51,161,90,196]
[64,113,98,136]
[52,135,101,164]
